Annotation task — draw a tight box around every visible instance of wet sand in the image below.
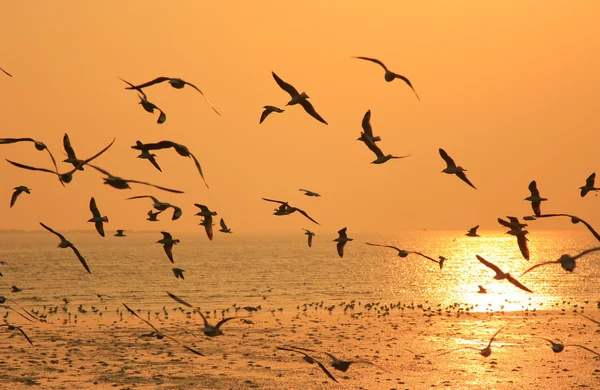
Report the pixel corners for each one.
[1,300,599,389]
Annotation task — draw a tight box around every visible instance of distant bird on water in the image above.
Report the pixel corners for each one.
[0,66,12,77]
[579,173,599,197]
[123,76,221,116]
[219,218,232,234]
[39,222,91,274]
[114,230,126,237]
[352,56,420,100]
[525,180,547,217]
[475,255,532,293]
[465,225,480,237]
[87,164,184,193]
[259,105,284,124]
[334,227,353,258]
[439,149,476,189]
[157,232,180,263]
[365,242,444,269]
[87,197,109,237]
[521,247,600,275]
[272,72,328,125]
[303,229,315,247]
[10,186,30,208]
[438,325,507,358]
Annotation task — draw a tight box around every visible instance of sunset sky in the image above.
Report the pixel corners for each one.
[1,2,599,235]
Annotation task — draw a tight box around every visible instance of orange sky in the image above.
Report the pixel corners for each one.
[1,2,599,235]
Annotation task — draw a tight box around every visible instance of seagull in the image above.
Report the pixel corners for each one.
[498,216,528,230]
[359,134,410,164]
[62,133,85,170]
[533,213,600,242]
[259,105,284,124]
[498,217,530,260]
[299,189,321,197]
[166,292,244,337]
[536,337,600,356]
[352,57,420,100]
[119,78,167,123]
[438,326,506,358]
[157,232,179,263]
[282,345,390,373]
[580,173,599,197]
[276,346,338,383]
[194,203,217,217]
[0,66,12,77]
[357,110,381,143]
[303,229,315,247]
[334,227,353,258]
[146,209,163,222]
[525,180,548,217]
[114,230,126,237]
[132,140,209,188]
[122,303,204,356]
[132,141,162,172]
[466,225,480,237]
[365,242,444,269]
[123,76,220,116]
[272,72,328,125]
[6,137,115,185]
[0,324,33,346]
[127,195,182,220]
[172,268,185,280]
[477,285,488,294]
[1,137,60,181]
[475,255,532,293]
[262,198,319,225]
[87,164,184,193]
[199,215,214,241]
[439,149,476,189]
[10,186,30,208]
[88,197,109,237]
[522,247,600,275]
[219,218,232,234]
[39,222,91,274]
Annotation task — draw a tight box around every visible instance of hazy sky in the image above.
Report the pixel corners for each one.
[1,2,599,235]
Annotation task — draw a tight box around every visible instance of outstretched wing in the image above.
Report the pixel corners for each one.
[517,234,530,260]
[365,242,402,253]
[189,153,209,188]
[521,261,559,276]
[456,171,477,189]
[89,197,101,218]
[271,72,299,98]
[181,81,221,116]
[353,56,388,71]
[39,222,66,241]
[505,274,533,293]
[528,180,540,197]
[361,110,373,137]
[439,148,456,168]
[0,66,12,77]
[475,255,504,276]
[126,179,184,194]
[293,207,320,225]
[360,135,384,159]
[299,100,328,125]
[70,245,91,274]
[126,77,171,90]
[63,133,78,160]
[262,198,287,205]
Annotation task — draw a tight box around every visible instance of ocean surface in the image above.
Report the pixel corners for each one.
[1,230,598,313]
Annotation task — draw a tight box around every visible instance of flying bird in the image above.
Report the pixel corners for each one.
[62,133,85,171]
[359,134,410,164]
[1,137,60,181]
[166,292,243,337]
[119,78,167,123]
[88,197,108,237]
[10,186,30,208]
[352,56,420,100]
[282,345,390,373]
[536,337,600,357]
[6,137,115,185]
[146,209,163,222]
[272,72,328,125]
[498,217,530,260]
[114,230,126,237]
[465,225,480,237]
[262,198,319,225]
[0,66,12,77]
[157,232,180,263]
[127,195,182,220]
[357,110,381,143]
[132,140,209,188]
[525,180,547,217]
[580,172,599,197]
[299,189,321,197]
[365,242,444,269]
[439,149,476,189]
[475,255,532,293]
[0,324,33,346]
[87,164,184,193]
[522,247,600,275]
[276,346,338,383]
[122,302,203,356]
[533,213,600,242]
[199,215,214,241]
[438,326,506,358]
[334,227,353,258]
[172,268,185,280]
[194,203,217,218]
[39,222,91,274]
[132,141,162,172]
[303,229,315,247]
[259,105,284,124]
[219,218,232,234]
[123,76,221,116]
